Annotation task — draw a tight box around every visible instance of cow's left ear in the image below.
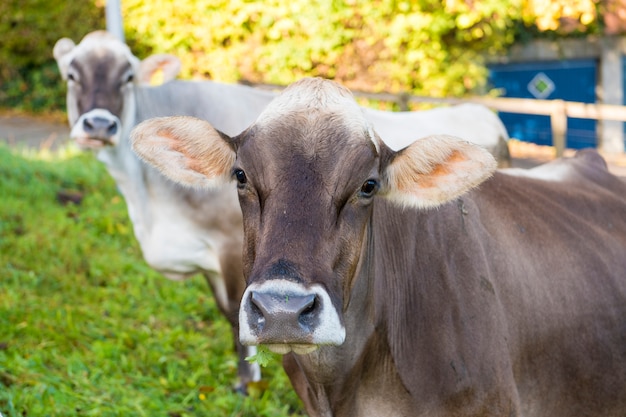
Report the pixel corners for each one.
[130,116,236,189]
[381,135,497,209]
[138,54,182,85]
[53,38,76,80]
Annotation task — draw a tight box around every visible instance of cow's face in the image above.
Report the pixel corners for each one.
[232,90,386,354]
[53,31,180,149]
[130,78,497,355]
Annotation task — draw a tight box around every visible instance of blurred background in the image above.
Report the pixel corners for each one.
[5,0,626,153]
[1,2,626,416]
[0,0,620,113]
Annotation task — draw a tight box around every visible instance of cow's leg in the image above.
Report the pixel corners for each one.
[204,267,261,394]
[232,323,261,394]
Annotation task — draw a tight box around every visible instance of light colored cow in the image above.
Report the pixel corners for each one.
[53,30,275,392]
[131,77,626,417]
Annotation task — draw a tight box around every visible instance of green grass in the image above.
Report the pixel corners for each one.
[0,144,304,417]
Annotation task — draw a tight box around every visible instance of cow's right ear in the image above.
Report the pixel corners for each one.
[381,134,497,209]
[130,116,236,188]
[138,54,182,86]
[53,38,76,80]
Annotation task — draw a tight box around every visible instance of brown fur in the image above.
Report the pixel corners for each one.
[251,143,626,417]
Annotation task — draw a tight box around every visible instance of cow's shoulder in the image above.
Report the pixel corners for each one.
[479,150,626,227]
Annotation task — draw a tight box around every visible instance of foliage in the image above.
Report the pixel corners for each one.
[123,0,523,97]
[518,0,601,37]
[246,345,281,368]
[0,62,68,113]
[515,0,626,38]
[0,0,105,113]
[0,143,303,417]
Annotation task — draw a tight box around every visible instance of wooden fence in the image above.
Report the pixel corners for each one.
[251,82,626,157]
[356,91,626,157]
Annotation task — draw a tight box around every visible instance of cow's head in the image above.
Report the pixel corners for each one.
[53,31,181,149]
[130,78,496,355]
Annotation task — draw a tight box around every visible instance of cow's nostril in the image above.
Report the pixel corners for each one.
[249,293,266,330]
[106,120,118,135]
[250,291,268,316]
[300,295,316,315]
[298,295,318,330]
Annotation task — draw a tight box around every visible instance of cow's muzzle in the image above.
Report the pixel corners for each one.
[83,115,118,138]
[71,109,122,148]
[239,279,346,355]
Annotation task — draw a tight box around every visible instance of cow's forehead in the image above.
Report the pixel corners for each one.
[254,78,378,152]
[67,32,138,71]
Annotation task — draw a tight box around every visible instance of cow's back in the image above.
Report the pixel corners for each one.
[131,79,276,239]
[135,80,276,136]
[373,150,626,416]
[365,103,509,149]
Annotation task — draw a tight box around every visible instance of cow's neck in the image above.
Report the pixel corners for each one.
[290,216,403,416]
[96,122,151,245]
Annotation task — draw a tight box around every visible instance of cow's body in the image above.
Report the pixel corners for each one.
[131,77,626,416]
[281,151,626,417]
[365,104,511,166]
[102,80,275,280]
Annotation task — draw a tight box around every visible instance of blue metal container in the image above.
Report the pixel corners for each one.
[489,59,597,149]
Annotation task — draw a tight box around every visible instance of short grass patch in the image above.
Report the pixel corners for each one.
[0,144,304,416]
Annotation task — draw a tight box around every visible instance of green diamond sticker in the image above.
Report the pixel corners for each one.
[528,72,555,99]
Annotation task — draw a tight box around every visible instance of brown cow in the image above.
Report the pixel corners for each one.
[131,77,626,417]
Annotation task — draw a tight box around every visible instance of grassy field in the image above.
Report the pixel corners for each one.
[0,144,304,416]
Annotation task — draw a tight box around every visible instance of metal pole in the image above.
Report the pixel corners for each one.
[106,0,125,41]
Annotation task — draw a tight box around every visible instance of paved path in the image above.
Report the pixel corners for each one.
[1,112,625,175]
[0,113,70,150]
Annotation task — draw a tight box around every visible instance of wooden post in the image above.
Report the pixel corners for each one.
[599,38,625,153]
[551,99,567,157]
[398,93,410,111]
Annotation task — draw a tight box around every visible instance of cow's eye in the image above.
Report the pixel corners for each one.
[67,72,77,82]
[234,169,247,187]
[360,179,378,198]
[125,73,134,83]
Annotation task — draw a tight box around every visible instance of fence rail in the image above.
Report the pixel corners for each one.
[250,82,626,156]
[361,93,626,157]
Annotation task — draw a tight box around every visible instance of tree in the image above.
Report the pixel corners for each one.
[122,0,523,97]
